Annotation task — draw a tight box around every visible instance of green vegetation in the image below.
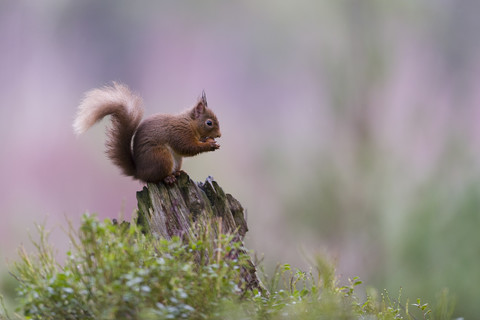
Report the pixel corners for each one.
[1,215,456,320]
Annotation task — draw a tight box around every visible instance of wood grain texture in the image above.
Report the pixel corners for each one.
[136,171,266,294]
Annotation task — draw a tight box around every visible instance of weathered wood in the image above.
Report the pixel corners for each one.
[136,171,266,294]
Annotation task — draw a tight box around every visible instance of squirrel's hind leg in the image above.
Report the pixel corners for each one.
[174,170,186,177]
[135,145,174,183]
[165,169,187,184]
[163,174,177,184]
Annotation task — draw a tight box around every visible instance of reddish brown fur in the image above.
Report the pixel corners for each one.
[132,107,221,182]
[74,83,221,184]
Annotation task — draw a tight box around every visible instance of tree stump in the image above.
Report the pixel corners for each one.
[136,171,266,294]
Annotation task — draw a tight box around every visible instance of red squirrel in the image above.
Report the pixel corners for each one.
[73,82,221,184]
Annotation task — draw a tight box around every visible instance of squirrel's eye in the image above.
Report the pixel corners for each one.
[206,119,213,127]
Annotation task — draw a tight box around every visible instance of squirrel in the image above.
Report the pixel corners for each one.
[73,82,221,184]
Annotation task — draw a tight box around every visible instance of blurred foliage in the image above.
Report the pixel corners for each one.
[1,215,457,320]
[258,2,480,319]
[1,0,480,318]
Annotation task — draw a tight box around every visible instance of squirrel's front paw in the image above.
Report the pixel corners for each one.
[205,138,220,150]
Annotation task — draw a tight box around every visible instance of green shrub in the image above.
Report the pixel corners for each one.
[1,215,456,320]
[10,216,248,320]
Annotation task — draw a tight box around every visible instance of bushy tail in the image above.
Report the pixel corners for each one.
[73,82,144,178]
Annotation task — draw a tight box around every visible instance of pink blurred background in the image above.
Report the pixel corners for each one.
[1,1,480,317]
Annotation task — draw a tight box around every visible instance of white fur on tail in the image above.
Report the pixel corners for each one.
[73,82,143,135]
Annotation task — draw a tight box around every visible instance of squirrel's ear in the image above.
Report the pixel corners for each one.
[191,91,207,119]
[201,90,208,108]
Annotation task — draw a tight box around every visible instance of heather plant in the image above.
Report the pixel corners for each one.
[1,215,457,320]
[8,216,248,320]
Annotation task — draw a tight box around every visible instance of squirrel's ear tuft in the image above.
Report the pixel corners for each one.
[201,90,208,108]
[191,92,207,119]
